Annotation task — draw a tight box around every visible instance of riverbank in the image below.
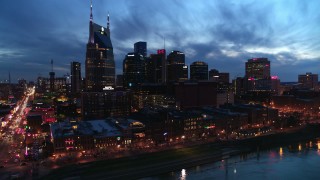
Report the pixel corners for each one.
[41,143,250,180]
[40,124,320,180]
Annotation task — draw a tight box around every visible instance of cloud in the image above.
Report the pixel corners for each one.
[0,0,319,82]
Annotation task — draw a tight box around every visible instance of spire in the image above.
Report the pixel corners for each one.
[107,12,110,30]
[106,12,110,35]
[88,0,94,44]
[51,59,53,72]
[90,0,93,21]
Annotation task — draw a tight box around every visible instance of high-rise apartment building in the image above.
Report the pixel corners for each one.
[71,62,81,93]
[85,2,115,92]
[190,61,208,81]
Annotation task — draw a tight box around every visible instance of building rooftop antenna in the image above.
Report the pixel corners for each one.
[51,59,53,72]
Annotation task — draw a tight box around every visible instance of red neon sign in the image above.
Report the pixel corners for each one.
[157,49,165,55]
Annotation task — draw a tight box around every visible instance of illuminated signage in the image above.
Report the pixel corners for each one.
[183,65,188,69]
[157,49,166,54]
[103,86,114,91]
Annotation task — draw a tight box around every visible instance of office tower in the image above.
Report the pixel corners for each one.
[244,58,280,93]
[158,49,166,83]
[175,81,217,108]
[134,41,147,57]
[209,69,229,83]
[37,75,68,93]
[167,51,188,82]
[298,72,318,89]
[123,52,146,88]
[190,61,208,80]
[82,91,132,120]
[71,62,81,93]
[146,50,166,83]
[245,58,270,79]
[85,2,115,92]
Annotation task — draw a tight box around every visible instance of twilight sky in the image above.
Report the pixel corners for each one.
[0,0,319,82]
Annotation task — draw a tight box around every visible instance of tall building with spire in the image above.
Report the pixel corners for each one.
[85,1,115,92]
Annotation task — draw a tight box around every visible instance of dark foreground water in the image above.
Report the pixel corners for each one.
[142,138,320,180]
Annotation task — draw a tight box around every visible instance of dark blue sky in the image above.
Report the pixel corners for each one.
[0,0,319,82]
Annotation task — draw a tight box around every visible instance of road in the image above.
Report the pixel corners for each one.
[0,87,35,179]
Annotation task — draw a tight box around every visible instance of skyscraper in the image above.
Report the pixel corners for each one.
[167,51,188,82]
[85,2,115,92]
[245,58,270,79]
[158,49,167,83]
[71,61,81,93]
[123,52,146,88]
[190,61,208,80]
[134,41,147,57]
[146,50,166,83]
[49,59,55,93]
[244,58,279,93]
[298,72,318,89]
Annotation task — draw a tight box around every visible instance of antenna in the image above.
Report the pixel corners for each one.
[164,37,166,50]
[90,0,93,21]
[51,59,53,72]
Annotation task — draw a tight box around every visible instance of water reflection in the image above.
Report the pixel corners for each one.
[148,138,320,180]
[317,140,320,155]
[180,169,186,180]
[279,147,283,157]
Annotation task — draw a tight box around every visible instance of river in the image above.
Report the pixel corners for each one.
[141,138,320,180]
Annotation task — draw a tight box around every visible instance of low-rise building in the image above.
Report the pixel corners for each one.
[50,118,145,152]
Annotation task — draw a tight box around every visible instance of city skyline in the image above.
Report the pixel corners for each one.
[0,0,319,82]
